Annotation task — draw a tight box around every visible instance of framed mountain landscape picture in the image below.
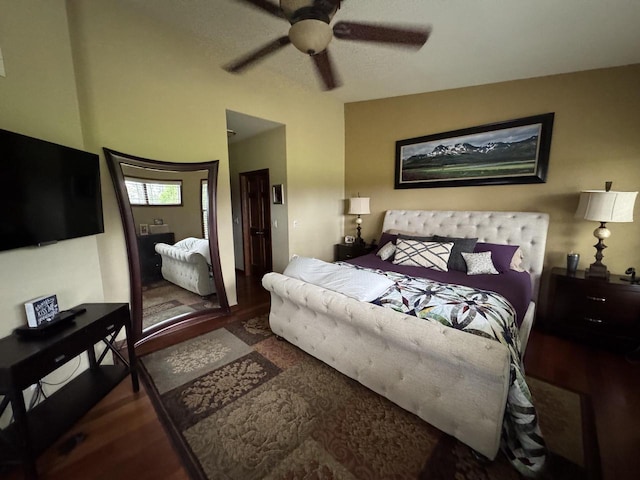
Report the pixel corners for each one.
[395,113,554,189]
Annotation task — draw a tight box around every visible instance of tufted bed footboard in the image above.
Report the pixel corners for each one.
[262,210,549,461]
[262,272,511,459]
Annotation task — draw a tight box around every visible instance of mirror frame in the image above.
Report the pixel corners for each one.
[104,148,230,350]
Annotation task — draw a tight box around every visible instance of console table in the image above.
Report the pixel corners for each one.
[0,303,138,479]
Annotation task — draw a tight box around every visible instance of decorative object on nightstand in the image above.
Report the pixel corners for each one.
[348,195,370,246]
[621,267,639,285]
[566,252,580,275]
[575,181,637,279]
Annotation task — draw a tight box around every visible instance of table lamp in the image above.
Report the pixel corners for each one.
[348,196,370,246]
[575,182,637,279]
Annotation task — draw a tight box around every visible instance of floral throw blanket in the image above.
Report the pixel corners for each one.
[338,263,547,477]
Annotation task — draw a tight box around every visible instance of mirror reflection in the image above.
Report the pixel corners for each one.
[122,165,218,331]
[105,149,230,349]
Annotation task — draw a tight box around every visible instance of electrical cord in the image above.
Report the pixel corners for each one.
[4,356,82,424]
[41,356,82,387]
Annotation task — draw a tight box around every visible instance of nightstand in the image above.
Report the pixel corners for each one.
[334,243,376,261]
[137,232,175,285]
[543,267,640,352]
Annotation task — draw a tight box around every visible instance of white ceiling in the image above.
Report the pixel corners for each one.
[124,0,640,141]
[123,0,640,105]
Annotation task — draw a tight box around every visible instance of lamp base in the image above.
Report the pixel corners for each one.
[354,230,365,246]
[585,263,609,280]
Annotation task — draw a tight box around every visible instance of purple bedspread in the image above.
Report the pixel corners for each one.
[345,253,532,326]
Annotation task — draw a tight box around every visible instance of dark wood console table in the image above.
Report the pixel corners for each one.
[0,303,138,479]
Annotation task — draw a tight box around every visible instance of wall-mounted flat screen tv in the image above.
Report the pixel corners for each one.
[0,128,104,252]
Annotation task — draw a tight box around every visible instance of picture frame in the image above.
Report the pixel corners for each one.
[344,235,355,244]
[395,113,554,189]
[272,184,284,205]
[140,224,149,235]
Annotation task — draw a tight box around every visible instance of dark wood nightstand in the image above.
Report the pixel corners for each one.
[137,232,175,285]
[542,267,640,352]
[334,243,376,261]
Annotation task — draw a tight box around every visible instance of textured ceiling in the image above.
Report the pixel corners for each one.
[122,0,640,104]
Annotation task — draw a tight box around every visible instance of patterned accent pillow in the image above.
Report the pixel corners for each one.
[376,232,398,253]
[432,235,478,272]
[473,242,519,273]
[392,239,453,271]
[376,241,396,261]
[461,251,499,275]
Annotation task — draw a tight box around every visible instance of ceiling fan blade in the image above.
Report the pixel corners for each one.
[234,0,284,19]
[224,36,291,73]
[312,49,340,91]
[333,21,431,48]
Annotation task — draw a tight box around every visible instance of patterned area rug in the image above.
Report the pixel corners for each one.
[140,315,600,480]
[142,280,219,329]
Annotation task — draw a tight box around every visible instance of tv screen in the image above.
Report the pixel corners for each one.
[0,128,104,252]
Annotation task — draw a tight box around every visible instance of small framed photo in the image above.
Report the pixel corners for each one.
[140,224,149,235]
[153,218,164,225]
[344,235,355,244]
[272,184,284,205]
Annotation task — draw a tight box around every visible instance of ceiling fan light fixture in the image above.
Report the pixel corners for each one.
[289,19,333,55]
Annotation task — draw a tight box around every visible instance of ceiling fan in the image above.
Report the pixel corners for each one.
[224,0,431,90]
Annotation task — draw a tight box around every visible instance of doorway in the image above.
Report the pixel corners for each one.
[240,169,272,275]
[226,110,289,275]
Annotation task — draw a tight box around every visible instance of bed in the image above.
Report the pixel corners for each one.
[154,237,216,296]
[261,210,549,476]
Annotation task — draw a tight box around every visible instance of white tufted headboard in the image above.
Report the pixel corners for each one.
[382,210,549,302]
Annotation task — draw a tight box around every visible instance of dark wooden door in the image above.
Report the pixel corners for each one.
[240,169,272,275]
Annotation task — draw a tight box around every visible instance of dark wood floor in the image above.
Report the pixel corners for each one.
[2,274,638,479]
[525,329,639,480]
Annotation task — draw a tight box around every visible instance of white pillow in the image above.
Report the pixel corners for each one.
[510,247,526,272]
[461,251,499,275]
[283,256,394,302]
[392,239,453,271]
[173,237,211,264]
[376,241,396,261]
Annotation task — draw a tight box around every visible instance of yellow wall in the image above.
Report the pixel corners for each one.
[0,0,104,335]
[66,0,344,307]
[0,0,345,337]
[5,0,636,342]
[345,65,640,275]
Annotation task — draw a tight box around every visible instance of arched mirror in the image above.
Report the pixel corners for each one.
[104,148,230,350]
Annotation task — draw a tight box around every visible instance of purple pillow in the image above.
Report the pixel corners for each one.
[376,232,398,254]
[473,242,519,273]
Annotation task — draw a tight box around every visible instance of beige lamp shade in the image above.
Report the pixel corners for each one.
[575,190,638,222]
[348,197,370,215]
